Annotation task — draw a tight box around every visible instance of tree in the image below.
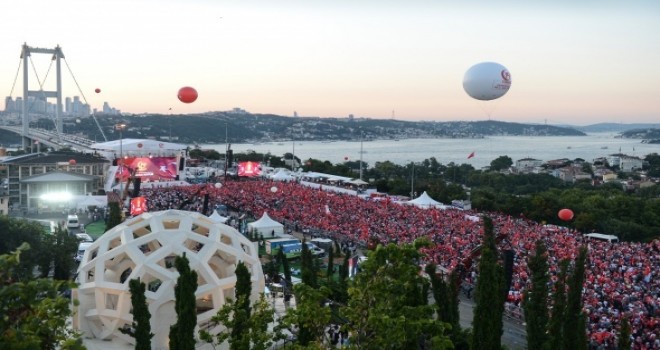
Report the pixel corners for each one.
[122,278,154,350]
[523,240,550,350]
[0,243,85,350]
[547,259,569,350]
[278,249,292,285]
[170,254,198,350]
[472,216,506,350]
[201,262,278,350]
[52,225,79,280]
[562,246,588,350]
[326,243,334,281]
[106,201,123,231]
[279,283,332,347]
[489,155,513,172]
[342,242,452,349]
[618,315,631,350]
[0,216,47,279]
[300,239,318,289]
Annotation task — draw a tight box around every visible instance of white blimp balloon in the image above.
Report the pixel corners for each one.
[462,62,512,101]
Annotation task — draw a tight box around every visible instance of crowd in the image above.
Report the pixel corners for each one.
[139,179,659,349]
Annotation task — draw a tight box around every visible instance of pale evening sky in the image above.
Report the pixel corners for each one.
[1,0,659,125]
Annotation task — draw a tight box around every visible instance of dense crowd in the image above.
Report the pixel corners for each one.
[139,179,659,349]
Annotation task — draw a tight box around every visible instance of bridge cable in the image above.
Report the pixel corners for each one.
[8,59,21,97]
[62,58,108,141]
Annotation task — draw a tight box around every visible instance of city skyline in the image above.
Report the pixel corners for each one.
[1,1,659,125]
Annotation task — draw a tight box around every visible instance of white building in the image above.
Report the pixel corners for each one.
[73,210,264,350]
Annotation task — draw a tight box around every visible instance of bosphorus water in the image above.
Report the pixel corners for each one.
[201,133,658,169]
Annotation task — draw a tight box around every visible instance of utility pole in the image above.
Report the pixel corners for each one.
[410,162,415,198]
[359,131,364,181]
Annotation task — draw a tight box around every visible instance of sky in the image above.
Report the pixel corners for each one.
[1,0,659,125]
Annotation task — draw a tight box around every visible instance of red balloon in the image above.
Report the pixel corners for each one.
[558,208,574,221]
[178,86,198,103]
[95,88,101,93]
[344,156,348,161]
[69,159,77,165]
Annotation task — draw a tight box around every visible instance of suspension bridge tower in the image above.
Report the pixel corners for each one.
[20,43,65,149]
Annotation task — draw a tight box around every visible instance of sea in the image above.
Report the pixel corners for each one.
[200,133,658,170]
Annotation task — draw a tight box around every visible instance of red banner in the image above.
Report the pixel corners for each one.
[115,156,178,181]
[237,161,262,177]
[130,196,148,216]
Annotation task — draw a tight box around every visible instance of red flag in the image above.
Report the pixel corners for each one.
[467,151,475,159]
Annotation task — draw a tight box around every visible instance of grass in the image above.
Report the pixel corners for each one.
[85,221,106,240]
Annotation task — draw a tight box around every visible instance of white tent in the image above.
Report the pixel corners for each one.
[406,191,447,209]
[271,170,294,182]
[208,210,229,223]
[72,195,107,210]
[247,211,284,237]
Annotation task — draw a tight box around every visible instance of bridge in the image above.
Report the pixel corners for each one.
[1,43,107,152]
[0,124,96,152]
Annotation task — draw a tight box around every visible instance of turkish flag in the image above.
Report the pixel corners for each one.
[467,151,475,159]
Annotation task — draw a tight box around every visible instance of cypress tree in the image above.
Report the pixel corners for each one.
[547,259,569,350]
[426,263,450,322]
[169,254,198,350]
[326,243,334,281]
[106,201,123,231]
[278,249,292,284]
[471,216,506,350]
[300,239,317,288]
[618,315,631,350]
[523,240,550,350]
[122,278,153,350]
[562,246,588,350]
[230,261,252,350]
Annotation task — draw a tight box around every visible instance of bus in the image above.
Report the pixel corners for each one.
[266,238,301,255]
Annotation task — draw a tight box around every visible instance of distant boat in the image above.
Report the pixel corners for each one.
[567,146,572,149]
[601,146,608,149]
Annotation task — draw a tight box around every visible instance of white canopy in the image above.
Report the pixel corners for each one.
[247,211,284,237]
[271,170,294,182]
[406,191,446,209]
[349,179,369,186]
[71,195,107,210]
[208,210,229,223]
[90,138,187,152]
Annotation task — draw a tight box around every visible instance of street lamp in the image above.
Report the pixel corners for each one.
[115,123,127,195]
[410,161,415,198]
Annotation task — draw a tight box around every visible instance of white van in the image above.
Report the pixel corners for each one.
[75,242,94,263]
[67,215,80,229]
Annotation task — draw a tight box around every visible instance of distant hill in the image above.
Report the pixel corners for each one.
[573,123,660,133]
[620,128,660,144]
[16,112,586,145]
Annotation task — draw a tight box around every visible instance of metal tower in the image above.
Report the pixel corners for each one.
[20,43,64,149]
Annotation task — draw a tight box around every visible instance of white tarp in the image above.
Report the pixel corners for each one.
[71,195,107,210]
[271,170,294,182]
[406,191,447,209]
[208,210,229,223]
[247,211,284,236]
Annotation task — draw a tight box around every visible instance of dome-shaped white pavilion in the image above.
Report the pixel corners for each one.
[72,209,264,349]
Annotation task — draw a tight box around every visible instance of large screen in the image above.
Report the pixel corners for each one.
[237,161,262,177]
[130,196,148,216]
[115,156,179,182]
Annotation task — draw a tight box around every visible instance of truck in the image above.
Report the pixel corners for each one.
[265,238,301,255]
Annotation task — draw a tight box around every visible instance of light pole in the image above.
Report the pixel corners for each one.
[410,161,415,198]
[116,123,126,195]
[359,131,364,181]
